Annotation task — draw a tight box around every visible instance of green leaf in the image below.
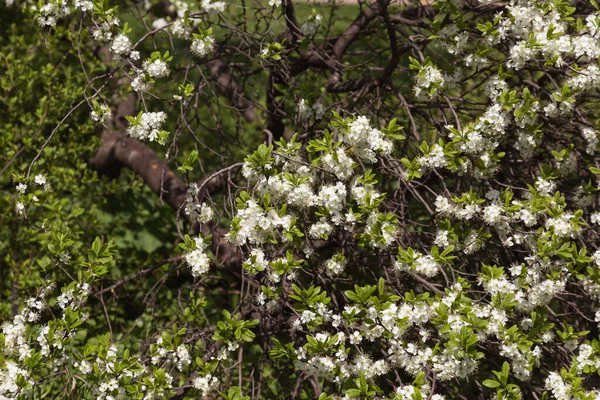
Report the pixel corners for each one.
[483,379,501,388]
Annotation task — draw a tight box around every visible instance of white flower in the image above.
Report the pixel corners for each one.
[309,221,333,239]
[301,13,322,37]
[268,0,281,6]
[74,0,93,12]
[324,256,346,277]
[507,41,535,69]
[0,361,30,394]
[91,21,114,42]
[131,75,148,93]
[434,230,450,247]
[321,148,355,180]
[91,104,111,123]
[175,345,191,370]
[395,252,439,278]
[75,360,92,374]
[349,331,362,345]
[37,1,70,27]
[286,182,316,208]
[110,34,132,56]
[171,19,192,39]
[582,126,599,154]
[518,208,537,227]
[297,99,313,120]
[143,59,170,78]
[191,36,215,58]
[185,237,211,277]
[417,144,447,170]
[535,177,556,195]
[127,111,167,142]
[343,116,393,162]
[193,374,219,396]
[435,196,453,215]
[198,203,214,223]
[482,204,503,225]
[545,372,571,400]
[300,310,316,324]
[16,183,27,195]
[15,202,25,215]
[201,0,226,13]
[152,18,168,30]
[415,65,445,99]
[592,250,600,267]
[316,183,346,214]
[413,254,439,277]
[545,213,577,238]
[34,174,46,186]
[255,291,267,305]
[456,203,479,220]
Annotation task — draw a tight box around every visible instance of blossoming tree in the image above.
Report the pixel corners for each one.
[2,0,600,398]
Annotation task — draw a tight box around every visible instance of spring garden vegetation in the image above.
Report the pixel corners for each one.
[2,0,600,398]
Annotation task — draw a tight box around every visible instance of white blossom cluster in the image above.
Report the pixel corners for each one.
[56,282,90,310]
[193,373,219,396]
[185,200,215,224]
[91,21,116,42]
[301,12,322,37]
[185,236,211,277]
[90,103,111,124]
[0,361,29,397]
[127,111,167,142]
[417,144,447,171]
[323,255,346,277]
[297,99,325,120]
[395,253,440,277]
[582,126,599,155]
[110,34,132,57]
[191,35,215,58]
[414,65,445,100]
[321,148,355,181]
[201,0,225,14]
[143,59,170,79]
[168,0,193,18]
[185,184,215,224]
[171,19,193,39]
[151,338,192,371]
[36,0,70,27]
[229,117,397,251]
[96,344,148,399]
[342,116,393,162]
[226,198,294,246]
[18,1,600,398]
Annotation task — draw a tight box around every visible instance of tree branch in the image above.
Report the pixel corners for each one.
[89,94,242,268]
[208,58,259,124]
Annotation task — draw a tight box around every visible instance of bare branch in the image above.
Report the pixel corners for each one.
[208,59,260,124]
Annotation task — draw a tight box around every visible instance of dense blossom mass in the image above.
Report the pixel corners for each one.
[3,0,600,399]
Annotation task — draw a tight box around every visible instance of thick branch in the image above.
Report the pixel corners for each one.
[379,0,401,83]
[293,1,385,75]
[283,0,301,43]
[90,130,189,209]
[89,94,241,268]
[332,1,386,60]
[266,70,287,140]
